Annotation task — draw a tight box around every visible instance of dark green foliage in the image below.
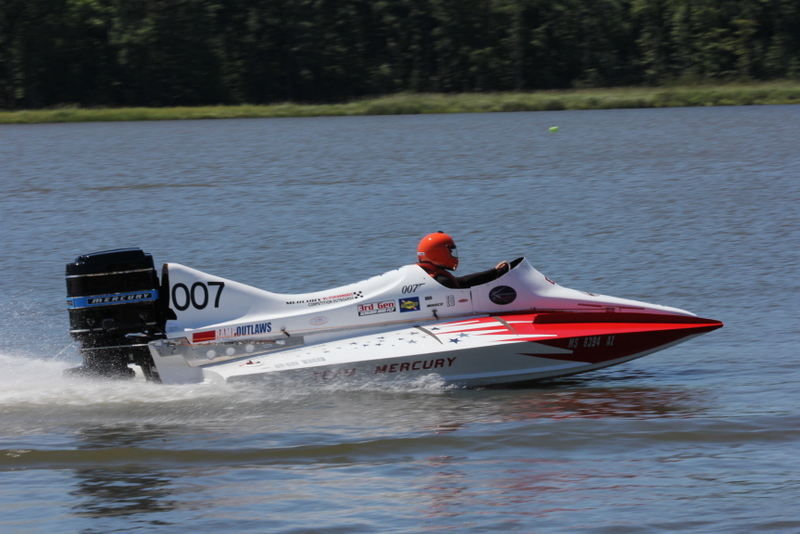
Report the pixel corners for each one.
[1,0,798,109]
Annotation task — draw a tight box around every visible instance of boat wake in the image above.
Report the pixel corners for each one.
[0,350,451,412]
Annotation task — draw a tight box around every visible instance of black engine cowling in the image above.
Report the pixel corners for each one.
[65,248,168,380]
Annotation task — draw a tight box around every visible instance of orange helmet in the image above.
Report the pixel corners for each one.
[417,232,458,270]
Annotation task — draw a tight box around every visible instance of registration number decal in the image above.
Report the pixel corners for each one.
[567,335,615,349]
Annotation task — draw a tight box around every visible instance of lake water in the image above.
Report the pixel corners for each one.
[1,106,798,533]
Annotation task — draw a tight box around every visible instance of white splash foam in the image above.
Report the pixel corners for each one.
[0,351,450,414]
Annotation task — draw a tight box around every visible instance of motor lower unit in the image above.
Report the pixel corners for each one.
[65,248,168,380]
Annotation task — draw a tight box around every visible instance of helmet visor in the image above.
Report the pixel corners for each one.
[447,245,458,259]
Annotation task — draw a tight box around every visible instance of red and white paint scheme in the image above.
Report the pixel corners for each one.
[146,257,722,386]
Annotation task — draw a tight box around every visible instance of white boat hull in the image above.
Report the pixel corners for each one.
[151,313,721,387]
[65,250,722,387]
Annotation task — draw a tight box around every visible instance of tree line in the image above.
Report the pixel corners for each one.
[1,0,799,110]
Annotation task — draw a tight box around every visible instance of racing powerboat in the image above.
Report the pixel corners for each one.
[65,249,722,387]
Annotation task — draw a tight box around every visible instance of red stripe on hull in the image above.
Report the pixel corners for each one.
[500,313,721,338]
[519,321,722,364]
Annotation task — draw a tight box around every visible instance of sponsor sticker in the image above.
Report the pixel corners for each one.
[358,300,397,316]
[489,286,517,305]
[399,297,421,313]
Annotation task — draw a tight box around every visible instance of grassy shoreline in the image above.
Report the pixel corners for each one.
[2,82,799,124]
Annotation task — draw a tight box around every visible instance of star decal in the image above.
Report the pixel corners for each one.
[449,338,461,344]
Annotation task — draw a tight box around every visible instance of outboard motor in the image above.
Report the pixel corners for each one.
[65,248,168,381]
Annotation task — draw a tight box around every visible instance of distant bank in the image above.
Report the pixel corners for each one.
[2,83,799,125]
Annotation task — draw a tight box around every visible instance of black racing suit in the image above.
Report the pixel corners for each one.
[417,262,504,289]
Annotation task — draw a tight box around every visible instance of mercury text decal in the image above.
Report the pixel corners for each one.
[68,290,158,309]
[375,357,457,374]
[287,291,363,307]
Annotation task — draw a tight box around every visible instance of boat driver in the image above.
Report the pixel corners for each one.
[416,232,509,289]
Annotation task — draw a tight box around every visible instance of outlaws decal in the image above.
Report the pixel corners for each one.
[192,321,272,342]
